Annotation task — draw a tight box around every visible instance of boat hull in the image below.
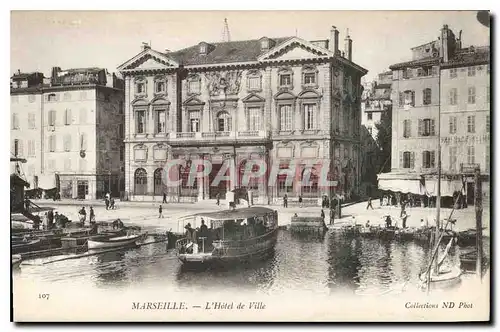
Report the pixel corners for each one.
[177,228,278,267]
[12,239,42,254]
[87,235,141,250]
[420,266,462,289]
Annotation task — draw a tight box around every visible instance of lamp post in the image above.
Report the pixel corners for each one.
[108,170,111,197]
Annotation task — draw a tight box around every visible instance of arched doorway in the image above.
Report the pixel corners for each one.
[154,168,163,196]
[134,168,147,195]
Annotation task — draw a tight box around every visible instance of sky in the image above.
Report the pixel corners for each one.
[10,10,489,82]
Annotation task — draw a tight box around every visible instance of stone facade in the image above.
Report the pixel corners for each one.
[119,28,367,204]
[10,68,125,200]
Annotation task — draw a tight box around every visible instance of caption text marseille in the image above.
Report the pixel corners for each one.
[132,301,265,310]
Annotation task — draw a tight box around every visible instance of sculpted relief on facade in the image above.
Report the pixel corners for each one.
[205,71,243,97]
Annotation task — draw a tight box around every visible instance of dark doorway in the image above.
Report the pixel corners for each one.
[209,163,227,199]
[77,180,89,199]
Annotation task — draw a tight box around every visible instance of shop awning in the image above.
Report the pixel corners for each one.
[38,175,56,190]
[377,172,425,194]
[423,178,465,197]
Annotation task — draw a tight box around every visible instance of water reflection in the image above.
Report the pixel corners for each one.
[13,230,491,296]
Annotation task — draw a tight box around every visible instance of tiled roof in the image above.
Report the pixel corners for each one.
[389,57,439,70]
[441,47,490,68]
[168,37,293,66]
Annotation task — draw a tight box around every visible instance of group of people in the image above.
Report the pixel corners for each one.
[37,210,70,230]
[104,193,116,210]
[78,206,96,225]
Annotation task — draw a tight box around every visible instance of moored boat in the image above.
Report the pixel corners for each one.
[12,254,22,269]
[87,234,142,250]
[419,265,462,289]
[175,207,278,267]
[12,239,41,254]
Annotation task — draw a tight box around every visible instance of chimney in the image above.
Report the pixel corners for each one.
[165,49,171,54]
[51,67,61,84]
[142,42,151,51]
[330,26,339,55]
[456,30,463,49]
[441,24,450,62]
[344,31,352,61]
[17,69,21,75]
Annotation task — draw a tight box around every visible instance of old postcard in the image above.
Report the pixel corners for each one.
[10,10,491,322]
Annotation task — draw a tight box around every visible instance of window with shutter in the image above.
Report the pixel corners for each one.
[422,151,429,168]
[410,152,415,169]
[411,91,415,106]
[17,140,23,156]
[48,110,56,126]
[430,119,436,136]
[399,151,403,168]
[430,151,436,168]
[28,113,36,129]
[423,88,432,105]
[399,92,404,107]
[80,133,87,150]
[418,119,423,136]
[432,66,438,76]
[64,109,72,125]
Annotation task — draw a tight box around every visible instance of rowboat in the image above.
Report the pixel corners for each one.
[12,239,41,254]
[12,255,22,269]
[176,207,278,267]
[87,234,142,249]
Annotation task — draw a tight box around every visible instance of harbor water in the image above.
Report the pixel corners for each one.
[13,227,490,296]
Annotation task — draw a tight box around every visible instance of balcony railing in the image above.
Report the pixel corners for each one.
[169,131,268,141]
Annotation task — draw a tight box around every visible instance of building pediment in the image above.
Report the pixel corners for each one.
[131,98,149,107]
[242,93,265,103]
[117,48,179,73]
[298,90,321,99]
[274,91,296,100]
[258,37,334,62]
[183,96,205,107]
[151,96,170,105]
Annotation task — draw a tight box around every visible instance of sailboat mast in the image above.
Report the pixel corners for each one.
[433,63,442,274]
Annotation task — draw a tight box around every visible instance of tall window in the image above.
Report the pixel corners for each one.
[136,82,145,94]
[28,113,36,129]
[63,134,72,152]
[468,87,476,104]
[80,133,87,150]
[279,105,292,131]
[304,104,317,130]
[449,116,457,134]
[403,119,411,138]
[279,74,291,87]
[423,88,432,105]
[486,115,490,132]
[155,81,166,94]
[12,113,19,129]
[248,107,261,131]
[419,118,435,136]
[155,110,166,134]
[402,151,413,168]
[64,109,72,125]
[468,66,476,77]
[136,110,146,134]
[189,111,201,132]
[48,110,56,126]
[13,139,20,156]
[134,168,148,195]
[449,68,457,78]
[49,135,56,152]
[217,112,231,131]
[467,115,475,133]
[154,168,163,195]
[467,146,475,164]
[449,88,457,105]
[400,90,415,107]
[79,108,87,124]
[422,150,436,169]
[28,140,35,157]
[119,101,124,114]
[449,146,457,171]
[304,73,316,85]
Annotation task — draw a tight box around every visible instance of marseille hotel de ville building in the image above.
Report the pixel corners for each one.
[118,26,367,204]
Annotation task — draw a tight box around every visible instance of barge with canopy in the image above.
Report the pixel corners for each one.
[175,207,278,266]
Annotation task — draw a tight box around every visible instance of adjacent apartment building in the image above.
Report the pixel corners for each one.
[10,68,125,200]
[379,24,490,203]
[118,26,367,203]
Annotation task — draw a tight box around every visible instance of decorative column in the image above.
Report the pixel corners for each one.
[229,155,236,190]
[183,108,189,132]
[148,104,154,135]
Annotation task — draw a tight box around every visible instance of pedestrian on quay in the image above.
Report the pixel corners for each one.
[79,206,87,224]
[283,194,288,208]
[158,205,164,218]
[89,206,96,224]
[401,211,409,228]
[298,195,303,208]
[329,208,335,225]
[366,196,374,210]
[110,198,116,210]
[379,195,383,207]
[163,192,167,204]
[321,209,325,221]
[216,192,221,206]
[400,200,406,217]
[105,197,109,210]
